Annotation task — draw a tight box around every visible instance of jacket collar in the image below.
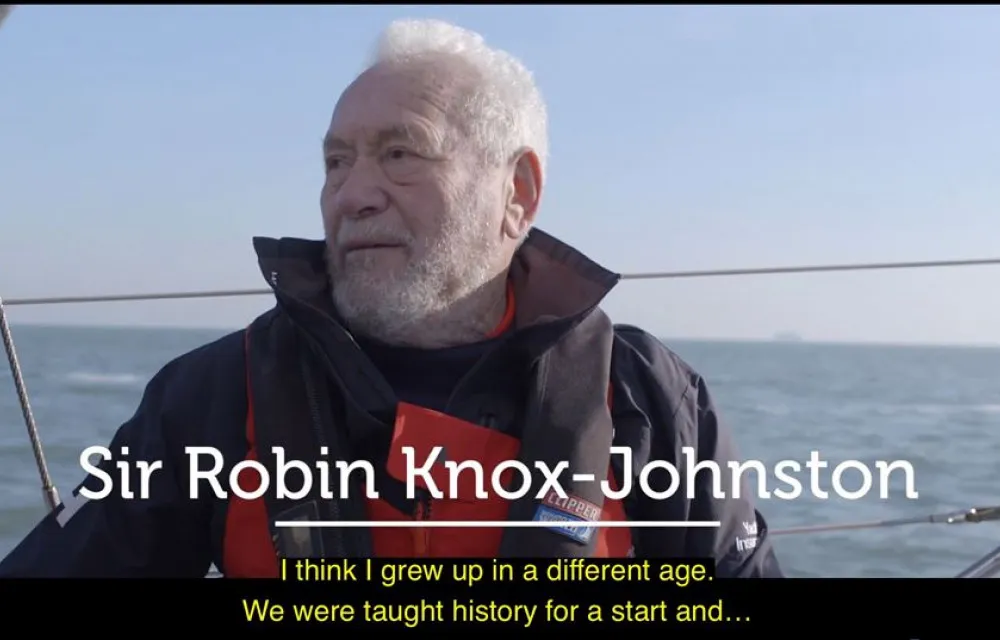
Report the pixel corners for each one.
[251,227,621,329]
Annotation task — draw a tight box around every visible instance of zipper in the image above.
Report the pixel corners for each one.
[299,353,348,556]
[409,409,498,557]
[412,491,432,557]
[276,291,395,406]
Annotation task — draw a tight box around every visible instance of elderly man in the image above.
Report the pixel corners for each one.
[0,19,782,577]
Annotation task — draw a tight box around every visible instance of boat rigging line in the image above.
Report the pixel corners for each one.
[772,505,1000,536]
[955,543,1000,579]
[6,255,1000,307]
[0,297,59,511]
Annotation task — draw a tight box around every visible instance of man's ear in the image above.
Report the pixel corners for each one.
[502,148,542,241]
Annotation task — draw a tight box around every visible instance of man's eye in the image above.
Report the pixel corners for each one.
[325,156,347,171]
[385,147,414,160]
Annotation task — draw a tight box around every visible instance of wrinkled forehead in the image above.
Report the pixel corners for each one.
[325,58,476,151]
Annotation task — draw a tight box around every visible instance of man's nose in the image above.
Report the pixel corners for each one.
[336,160,390,219]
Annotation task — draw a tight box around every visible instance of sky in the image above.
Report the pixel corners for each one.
[2,5,999,345]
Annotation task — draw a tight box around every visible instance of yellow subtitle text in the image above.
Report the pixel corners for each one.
[240,559,746,628]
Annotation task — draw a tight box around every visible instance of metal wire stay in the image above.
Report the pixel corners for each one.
[5,255,1000,307]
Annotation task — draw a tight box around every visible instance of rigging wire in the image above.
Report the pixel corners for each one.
[5,255,1000,307]
[0,298,60,511]
[772,505,1000,536]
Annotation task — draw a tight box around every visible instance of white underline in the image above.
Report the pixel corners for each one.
[274,520,721,528]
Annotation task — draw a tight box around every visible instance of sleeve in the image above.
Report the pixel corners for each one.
[683,375,784,578]
[0,359,216,578]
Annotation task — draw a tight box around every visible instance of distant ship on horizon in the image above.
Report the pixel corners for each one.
[772,331,803,342]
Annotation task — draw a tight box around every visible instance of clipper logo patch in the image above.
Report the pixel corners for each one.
[532,489,601,544]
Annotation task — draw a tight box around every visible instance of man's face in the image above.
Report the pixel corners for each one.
[319,60,504,339]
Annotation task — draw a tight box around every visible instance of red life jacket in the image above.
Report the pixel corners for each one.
[223,284,633,576]
[223,378,632,577]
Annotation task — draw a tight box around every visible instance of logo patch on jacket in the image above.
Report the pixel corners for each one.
[532,489,601,544]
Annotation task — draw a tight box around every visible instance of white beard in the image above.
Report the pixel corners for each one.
[327,180,500,344]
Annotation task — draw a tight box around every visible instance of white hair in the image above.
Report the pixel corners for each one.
[368,18,548,179]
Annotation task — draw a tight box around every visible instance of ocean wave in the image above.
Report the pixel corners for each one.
[880,403,1000,416]
[752,403,791,416]
[61,371,144,390]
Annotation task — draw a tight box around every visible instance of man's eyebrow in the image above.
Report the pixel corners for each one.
[375,124,432,149]
[322,133,352,155]
[322,125,443,156]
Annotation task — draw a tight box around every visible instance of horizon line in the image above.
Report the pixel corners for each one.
[8,320,1000,350]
